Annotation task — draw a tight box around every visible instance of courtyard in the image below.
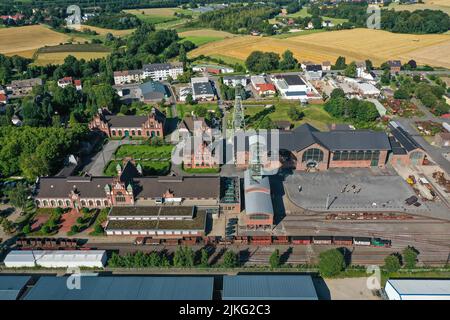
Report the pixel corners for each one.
[284,168,424,213]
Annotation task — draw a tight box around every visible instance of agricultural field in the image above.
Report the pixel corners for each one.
[179,29,236,46]
[0,24,72,57]
[33,43,111,66]
[243,102,340,131]
[284,7,349,25]
[125,7,199,27]
[189,28,450,69]
[388,0,450,15]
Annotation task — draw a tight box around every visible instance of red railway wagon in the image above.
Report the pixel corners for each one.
[333,236,353,246]
[291,236,311,245]
[272,236,289,245]
[249,236,272,245]
[164,239,179,246]
[180,237,197,245]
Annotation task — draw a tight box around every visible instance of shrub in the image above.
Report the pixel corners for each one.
[318,249,346,277]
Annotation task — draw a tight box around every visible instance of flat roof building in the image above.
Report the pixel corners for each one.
[385,279,450,300]
[4,250,107,268]
[222,275,318,300]
[24,276,214,300]
[0,276,32,300]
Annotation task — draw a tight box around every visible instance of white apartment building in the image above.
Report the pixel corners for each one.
[142,62,183,81]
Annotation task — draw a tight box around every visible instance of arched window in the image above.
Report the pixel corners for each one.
[302,148,324,163]
[36,200,40,206]
[111,130,116,136]
[65,200,71,207]
[115,192,126,203]
[137,130,142,136]
[58,200,63,206]
[104,200,109,206]
[88,200,94,207]
[50,200,56,207]
[118,130,122,136]
[81,200,87,207]
[43,200,48,206]
[96,200,101,206]
[131,130,135,136]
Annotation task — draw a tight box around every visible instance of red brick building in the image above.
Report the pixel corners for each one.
[89,108,165,138]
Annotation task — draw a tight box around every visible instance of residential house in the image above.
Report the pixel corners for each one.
[142,62,183,81]
[0,93,7,105]
[89,108,165,138]
[9,78,42,96]
[57,77,82,90]
[223,75,248,87]
[387,60,401,74]
[322,61,331,71]
[113,70,144,85]
[322,20,334,27]
[250,75,276,96]
[305,64,323,81]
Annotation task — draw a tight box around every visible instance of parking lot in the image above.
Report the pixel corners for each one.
[284,169,425,212]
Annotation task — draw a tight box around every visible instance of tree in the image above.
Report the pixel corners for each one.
[330,88,345,99]
[173,246,185,267]
[279,50,298,70]
[402,246,419,269]
[70,225,79,233]
[94,224,103,234]
[222,250,239,268]
[2,219,14,234]
[318,249,346,277]
[344,61,357,78]
[185,93,195,105]
[288,106,304,121]
[194,105,207,117]
[365,59,373,71]
[200,248,209,267]
[384,254,401,273]
[394,87,409,100]
[179,45,187,71]
[245,51,280,73]
[22,224,31,234]
[6,183,30,210]
[333,56,346,70]
[269,249,281,268]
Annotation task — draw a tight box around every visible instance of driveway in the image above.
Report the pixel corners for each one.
[85,140,135,176]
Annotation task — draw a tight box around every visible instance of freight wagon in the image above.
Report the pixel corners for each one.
[353,237,372,246]
[312,236,333,245]
[333,236,354,246]
[291,236,311,245]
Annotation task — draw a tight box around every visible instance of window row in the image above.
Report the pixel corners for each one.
[332,150,380,161]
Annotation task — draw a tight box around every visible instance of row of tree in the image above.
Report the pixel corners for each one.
[107,247,239,268]
[245,50,298,73]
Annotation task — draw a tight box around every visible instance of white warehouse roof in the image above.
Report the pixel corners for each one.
[4,250,107,268]
[386,279,450,300]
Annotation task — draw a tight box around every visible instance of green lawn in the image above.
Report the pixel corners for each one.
[180,35,225,46]
[105,160,171,176]
[182,166,220,174]
[176,103,218,118]
[244,102,341,131]
[115,144,173,160]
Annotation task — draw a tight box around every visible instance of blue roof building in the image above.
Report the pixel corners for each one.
[0,276,32,300]
[222,275,318,300]
[24,276,214,300]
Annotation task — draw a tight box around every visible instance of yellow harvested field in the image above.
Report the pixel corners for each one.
[179,29,237,39]
[189,28,450,68]
[80,25,135,37]
[389,0,450,15]
[34,52,110,66]
[0,25,70,57]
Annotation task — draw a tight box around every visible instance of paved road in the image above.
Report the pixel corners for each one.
[85,140,136,176]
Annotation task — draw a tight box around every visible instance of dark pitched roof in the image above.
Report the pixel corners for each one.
[279,123,320,151]
[388,122,421,152]
[36,176,112,198]
[142,62,182,72]
[105,115,148,128]
[305,65,322,72]
[313,130,391,151]
[179,116,208,133]
[279,123,391,151]
[135,176,220,199]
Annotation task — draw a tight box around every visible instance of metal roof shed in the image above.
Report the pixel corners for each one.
[24,276,214,300]
[0,276,32,300]
[3,251,37,268]
[222,275,318,300]
[385,279,450,300]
